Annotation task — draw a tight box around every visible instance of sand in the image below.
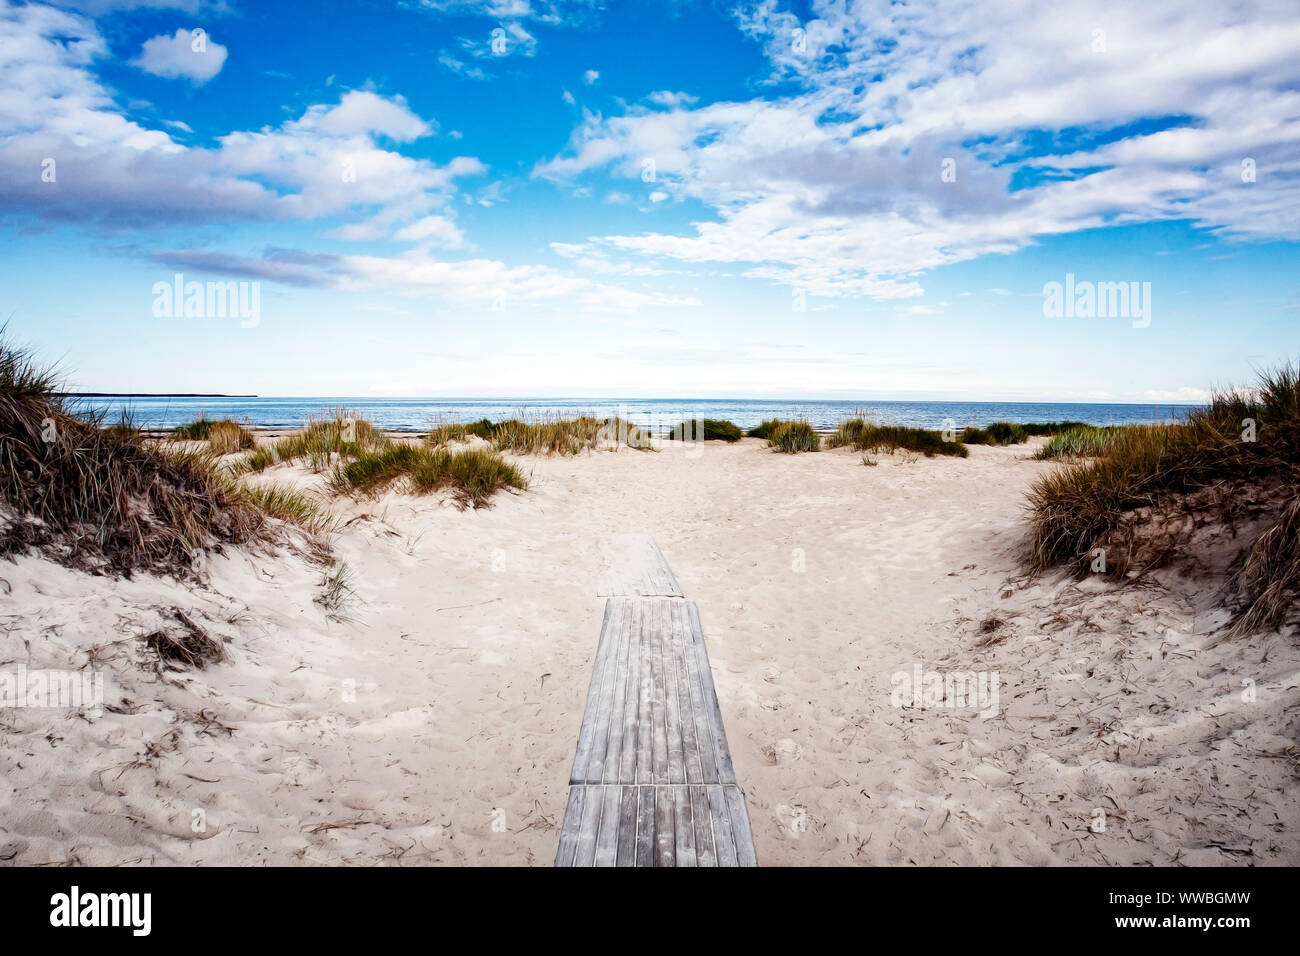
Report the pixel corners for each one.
[1,436,1297,865]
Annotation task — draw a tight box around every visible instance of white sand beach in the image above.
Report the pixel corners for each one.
[2,435,1296,866]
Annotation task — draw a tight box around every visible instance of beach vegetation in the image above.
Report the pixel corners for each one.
[0,329,278,576]
[767,420,820,453]
[236,407,389,474]
[828,419,967,458]
[665,418,743,442]
[427,413,652,455]
[1026,362,1300,635]
[328,444,527,509]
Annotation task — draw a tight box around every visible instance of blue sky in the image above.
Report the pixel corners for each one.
[1,0,1298,400]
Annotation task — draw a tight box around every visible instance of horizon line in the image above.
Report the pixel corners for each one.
[74,393,1204,407]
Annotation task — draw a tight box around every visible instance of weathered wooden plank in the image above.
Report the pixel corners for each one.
[670,601,704,784]
[654,785,675,867]
[574,782,604,866]
[600,599,632,783]
[634,602,654,785]
[680,601,720,783]
[617,597,641,784]
[691,784,716,867]
[616,784,638,866]
[725,785,758,867]
[634,784,655,867]
[660,600,686,785]
[594,784,622,866]
[673,785,697,867]
[706,785,737,867]
[648,539,683,596]
[554,786,586,866]
[687,601,737,784]
[596,535,683,597]
[584,600,627,784]
[569,600,619,784]
[649,602,669,786]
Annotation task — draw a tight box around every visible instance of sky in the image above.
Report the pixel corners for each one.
[1,0,1297,401]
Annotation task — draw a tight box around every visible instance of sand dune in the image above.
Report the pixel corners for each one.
[1,437,1296,865]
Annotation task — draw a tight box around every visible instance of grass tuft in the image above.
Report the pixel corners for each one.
[746,419,784,440]
[235,407,389,474]
[828,419,968,457]
[328,443,527,509]
[234,483,333,534]
[1032,425,1126,460]
[767,420,820,453]
[665,418,743,442]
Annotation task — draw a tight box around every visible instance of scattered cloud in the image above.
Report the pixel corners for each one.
[131,28,227,84]
[393,214,465,247]
[438,51,487,80]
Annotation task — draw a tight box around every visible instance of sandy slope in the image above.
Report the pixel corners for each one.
[1,437,1296,865]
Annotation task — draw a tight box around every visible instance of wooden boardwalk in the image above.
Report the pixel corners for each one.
[556,539,756,866]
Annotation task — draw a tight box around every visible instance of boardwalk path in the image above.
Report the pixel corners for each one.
[555,536,757,866]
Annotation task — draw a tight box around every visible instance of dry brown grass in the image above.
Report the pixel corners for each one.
[0,330,310,577]
[1026,362,1300,636]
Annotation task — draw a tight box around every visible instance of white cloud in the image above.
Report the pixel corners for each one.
[292,90,433,141]
[438,51,487,79]
[131,28,227,84]
[393,214,465,247]
[535,0,1300,299]
[646,90,698,108]
[413,0,591,25]
[583,69,599,84]
[0,4,482,232]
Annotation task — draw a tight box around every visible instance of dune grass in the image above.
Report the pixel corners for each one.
[958,421,1089,446]
[1032,424,1128,460]
[172,416,216,441]
[427,413,653,455]
[328,444,527,509]
[0,330,275,576]
[828,419,968,458]
[1026,363,1300,634]
[236,407,390,474]
[766,420,820,453]
[208,419,256,454]
[746,418,784,440]
[234,483,333,535]
[664,418,743,442]
[173,416,257,454]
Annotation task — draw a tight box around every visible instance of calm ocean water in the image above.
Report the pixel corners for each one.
[78,396,1196,433]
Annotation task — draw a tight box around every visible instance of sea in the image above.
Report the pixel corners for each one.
[75,396,1196,433]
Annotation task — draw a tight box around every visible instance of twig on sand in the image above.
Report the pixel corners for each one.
[434,598,503,613]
